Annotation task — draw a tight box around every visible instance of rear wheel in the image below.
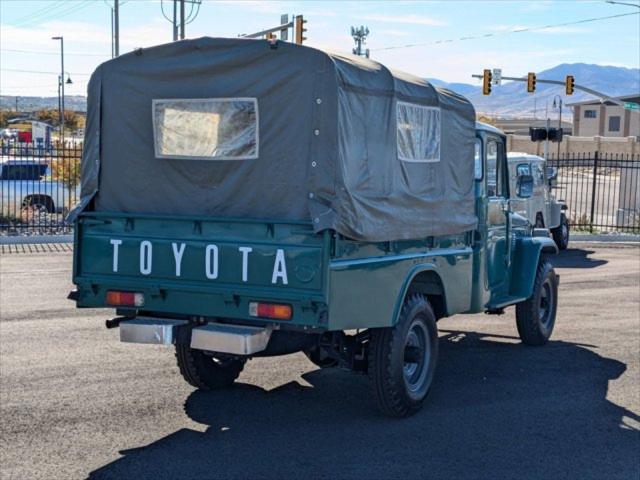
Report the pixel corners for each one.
[23,196,54,213]
[516,259,558,346]
[175,327,246,389]
[551,213,569,250]
[369,294,438,417]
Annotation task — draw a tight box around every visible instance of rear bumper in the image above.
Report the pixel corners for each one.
[119,317,273,355]
[73,277,328,329]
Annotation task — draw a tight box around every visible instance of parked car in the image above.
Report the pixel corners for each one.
[0,160,68,214]
[69,38,559,418]
[507,153,569,250]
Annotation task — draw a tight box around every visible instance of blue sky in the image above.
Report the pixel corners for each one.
[1,0,639,97]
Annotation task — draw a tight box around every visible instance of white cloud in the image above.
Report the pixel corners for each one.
[362,13,447,27]
[378,29,411,37]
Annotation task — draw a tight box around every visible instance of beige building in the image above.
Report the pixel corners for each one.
[569,94,640,138]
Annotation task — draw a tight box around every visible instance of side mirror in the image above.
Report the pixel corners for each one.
[516,174,534,198]
[547,167,558,181]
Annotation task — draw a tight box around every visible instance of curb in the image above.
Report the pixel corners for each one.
[571,234,640,243]
[0,234,73,245]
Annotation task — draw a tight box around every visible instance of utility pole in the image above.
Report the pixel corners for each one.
[15,97,18,113]
[351,26,370,58]
[173,0,178,41]
[180,0,185,39]
[163,0,201,41]
[114,0,119,57]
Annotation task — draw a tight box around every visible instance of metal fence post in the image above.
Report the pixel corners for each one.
[589,151,599,233]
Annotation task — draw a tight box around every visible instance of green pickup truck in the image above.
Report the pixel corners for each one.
[70,38,558,417]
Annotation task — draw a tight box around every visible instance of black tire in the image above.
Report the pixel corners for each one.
[369,294,438,417]
[516,259,558,346]
[551,213,569,250]
[304,346,338,368]
[175,327,246,390]
[23,196,54,213]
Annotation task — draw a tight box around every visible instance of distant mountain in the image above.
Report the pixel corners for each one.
[426,78,479,97]
[2,64,638,118]
[0,95,87,112]
[430,63,640,118]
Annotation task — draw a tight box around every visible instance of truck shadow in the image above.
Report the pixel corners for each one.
[88,332,638,480]
[550,248,608,269]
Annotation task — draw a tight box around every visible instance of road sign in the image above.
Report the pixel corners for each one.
[623,102,639,111]
[492,68,502,86]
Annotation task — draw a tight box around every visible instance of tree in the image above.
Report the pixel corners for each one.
[34,108,82,130]
[476,114,497,126]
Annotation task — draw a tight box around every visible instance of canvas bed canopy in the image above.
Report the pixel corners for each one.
[71,37,477,242]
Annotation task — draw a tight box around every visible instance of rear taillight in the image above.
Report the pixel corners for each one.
[249,302,292,320]
[106,291,145,307]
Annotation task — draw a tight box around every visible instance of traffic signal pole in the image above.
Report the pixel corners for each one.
[472,73,627,107]
[240,15,305,44]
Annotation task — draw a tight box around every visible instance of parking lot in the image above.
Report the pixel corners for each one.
[1,243,638,480]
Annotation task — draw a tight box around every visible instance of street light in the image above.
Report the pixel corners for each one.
[57,72,73,138]
[51,36,65,143]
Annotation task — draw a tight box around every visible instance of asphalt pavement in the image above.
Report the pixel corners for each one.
[1,243,638,480]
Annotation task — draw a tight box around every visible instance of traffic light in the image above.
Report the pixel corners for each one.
[295,15,307,44]
[482,69,492,95]
[530,127,547,142]
[565,75,575,95]
[527,72,536,93]
[548,128,563,143]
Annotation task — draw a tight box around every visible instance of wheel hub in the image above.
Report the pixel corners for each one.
[403,320,430,393]
[538,279,554,328]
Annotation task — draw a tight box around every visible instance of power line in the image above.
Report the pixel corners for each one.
[10,0,94,28]
[371,11,640,52]
[1,68,92,76]
[1,48,109,57]
[7,0,68,27]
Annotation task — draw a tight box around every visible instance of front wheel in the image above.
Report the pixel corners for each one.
[516,259,558,346]
[369,294,438,417]
[551,213,569,250]
[175,328,246,390]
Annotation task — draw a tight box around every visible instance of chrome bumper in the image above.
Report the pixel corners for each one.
[118,317,271,355]
[190,323,272,355]
[119,317,187,345]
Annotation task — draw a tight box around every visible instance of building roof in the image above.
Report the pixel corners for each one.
[6,118,53,127]
[492,118,573,135]
[566,93,640,107]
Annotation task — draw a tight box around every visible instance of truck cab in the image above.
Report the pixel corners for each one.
[70,39,559,418]
[507,152,570,249]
